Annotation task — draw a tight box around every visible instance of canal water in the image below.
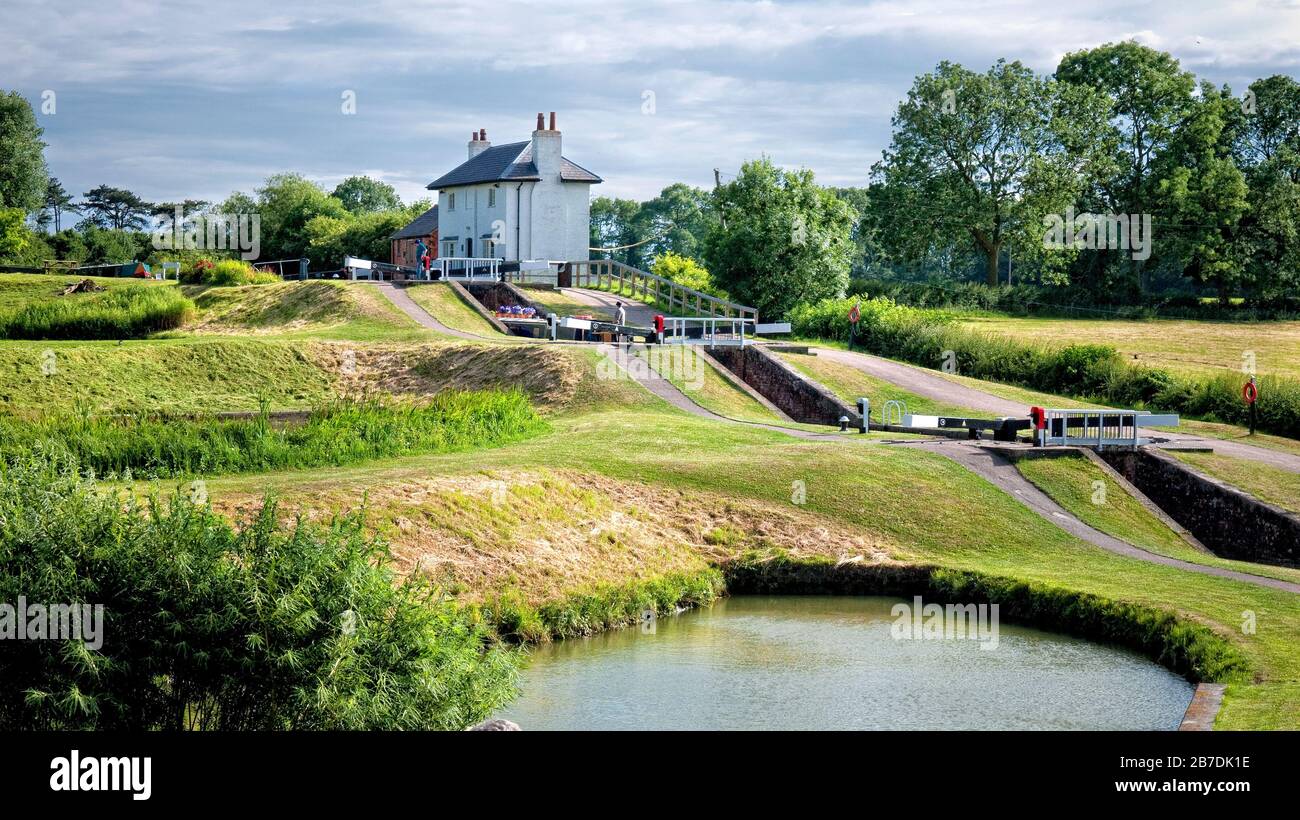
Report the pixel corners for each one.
[498,595,1194,730]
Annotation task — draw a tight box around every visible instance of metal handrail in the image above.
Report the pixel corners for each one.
[554,259,759,322]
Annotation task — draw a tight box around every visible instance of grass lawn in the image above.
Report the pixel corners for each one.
[958,314,1300,381]
[196,396,1300,729]
[1167,450,1300,514]
[184,280,432,342]
[523,288,615,321]
[777,349,987,418]
[403,283,503,336]
[0,273,174,314]
[631,345,782,424]
[1013,453,1300,586]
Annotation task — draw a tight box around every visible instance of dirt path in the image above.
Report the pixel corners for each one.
[814,346,1300,474]
[922,441,1300,594]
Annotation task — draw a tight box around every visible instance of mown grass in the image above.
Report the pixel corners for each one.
[1,391,547,478]
[0,273,173,312]
[0,338,336,413]
[202,405,1300,729]
[403,283,502,336]
[630,345,783,424]
[777,348,983,418]
[958,314,1300,381]
[185,280,430,342]
[1167,450,1300,514]
[0,285,194,340]
[1012,453,1300,585]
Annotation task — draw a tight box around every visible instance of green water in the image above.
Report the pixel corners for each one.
[499,596,1195,731]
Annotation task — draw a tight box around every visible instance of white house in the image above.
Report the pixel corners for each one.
[427,112,601,263]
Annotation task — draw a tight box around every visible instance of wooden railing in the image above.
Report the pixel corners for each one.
[537,259,758,322]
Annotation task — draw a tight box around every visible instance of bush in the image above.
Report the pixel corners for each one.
[0,391,548,478]
[181,257,279,286]
[0,285,194,340]
[0,454,518,729]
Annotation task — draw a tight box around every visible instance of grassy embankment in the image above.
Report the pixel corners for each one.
[1012,453,1300,585]
[198,390,1300,729]
[1166,451,1300,514]
[3,390,547,479]
[403,283,504,337]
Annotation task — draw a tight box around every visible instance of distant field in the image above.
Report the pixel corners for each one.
[958,315,1300,380]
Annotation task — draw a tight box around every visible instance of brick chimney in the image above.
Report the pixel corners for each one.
[531,111,561,177]
[468,128,490,160]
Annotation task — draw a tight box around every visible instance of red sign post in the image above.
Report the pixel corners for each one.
[1244,377,1258,435]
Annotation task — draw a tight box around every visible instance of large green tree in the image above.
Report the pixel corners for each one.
[703,157,856,320]
[872,59,1109,286]
[331,176,402,214]
[247,174,349,260]
[0,92,48,214]
[41,178,79,232]
[589,196,645,266]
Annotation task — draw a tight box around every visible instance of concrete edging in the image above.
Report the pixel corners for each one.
[1178,683,1227,731]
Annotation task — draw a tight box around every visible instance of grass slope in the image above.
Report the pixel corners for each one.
[403,283,503,336]
[200,400,1300,729]
[186,280,429,341]
[1168,450,1300,514]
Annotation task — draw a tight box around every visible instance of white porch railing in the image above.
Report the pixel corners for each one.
[438,257,500,279]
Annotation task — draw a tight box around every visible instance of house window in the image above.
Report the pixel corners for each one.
[442,241,456,257]
[446,192,455,211]
[488,188,497,208]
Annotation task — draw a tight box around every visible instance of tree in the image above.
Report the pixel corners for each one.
[830,186,893,280]
[80,185,153,230]
[0,91,48,214]
[589,196,645,266]
[703,157,856,320]
[253,174,349,260]
[1154,83,1249,303]
[331,176,402,214]
[0,207,31,261]
[1230,75,1300,297]
[873,59,1110,286]
[651,251,719,296]
[41,178,79,232]
[1055,42,1198,292]
[634,183,712,262]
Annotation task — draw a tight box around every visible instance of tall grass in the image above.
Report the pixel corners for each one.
[0,390,548,478]
[0,285,194,340]
[0,454,518,730]
[790,295,1300,439]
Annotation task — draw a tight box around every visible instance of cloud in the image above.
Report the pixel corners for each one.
[2,0,1298,204]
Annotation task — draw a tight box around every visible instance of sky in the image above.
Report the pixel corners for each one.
[3,0,1300,208]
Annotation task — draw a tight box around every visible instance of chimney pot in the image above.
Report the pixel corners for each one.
[536,112,545,130]
[480,128,486,141]
[549,111,556,130]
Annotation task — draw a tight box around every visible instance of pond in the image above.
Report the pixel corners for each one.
[497,595,1194,730]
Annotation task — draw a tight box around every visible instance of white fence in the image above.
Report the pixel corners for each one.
[1036,409,1179,447]
[660,316,755,346]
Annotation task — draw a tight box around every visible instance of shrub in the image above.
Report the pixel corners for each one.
[0,455,518,729]
[0,285,194,340]
[181,257,279,286]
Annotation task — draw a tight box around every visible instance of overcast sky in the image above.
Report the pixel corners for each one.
[3,0,1299,207]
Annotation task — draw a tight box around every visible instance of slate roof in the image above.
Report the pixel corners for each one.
[426,141,602,189]
[390,205,438,240]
